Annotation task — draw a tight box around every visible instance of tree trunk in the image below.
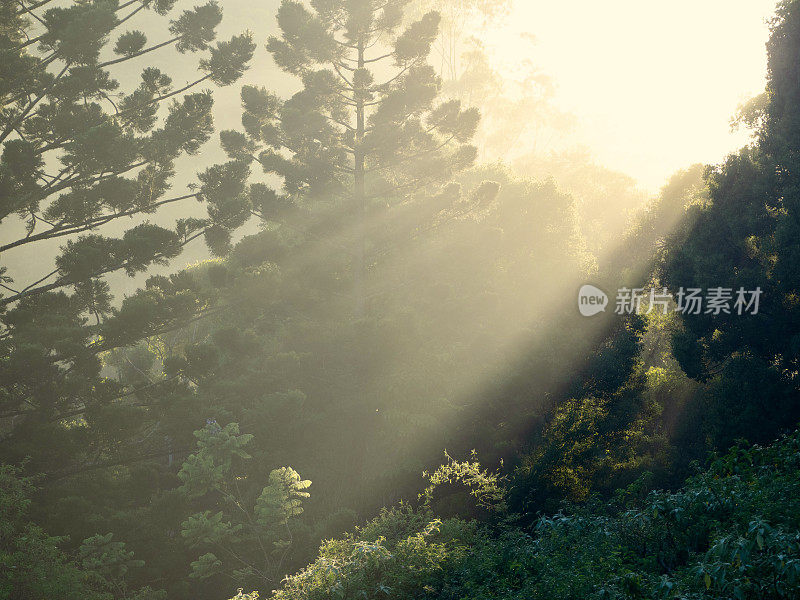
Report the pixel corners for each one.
[354,39,366,317]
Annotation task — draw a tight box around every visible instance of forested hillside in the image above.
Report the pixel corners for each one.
[1,0,798,599]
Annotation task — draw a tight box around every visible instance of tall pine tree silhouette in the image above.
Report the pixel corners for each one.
[228,0,482,314]
[0,0,253,469]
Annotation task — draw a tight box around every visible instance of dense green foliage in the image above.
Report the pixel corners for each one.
[0,464,165,599]
[247,430,800,600]
[655,0,800,451]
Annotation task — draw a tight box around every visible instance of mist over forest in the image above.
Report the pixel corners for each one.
[2,1,800,599]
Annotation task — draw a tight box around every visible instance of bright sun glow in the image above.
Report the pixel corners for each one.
[486,1,778,190]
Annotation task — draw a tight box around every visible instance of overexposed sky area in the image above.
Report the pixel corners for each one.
[490,1,778,190]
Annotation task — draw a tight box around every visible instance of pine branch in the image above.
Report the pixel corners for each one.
[363,52,393,64]
[332,62,354,87]
[97,35,180,69]
[0,228,208,307]
[116,2,146,27]
[1,52,59,107]
[8,161,149,218]
[365,134,457,174]
[32,73,213,156]
[0,62,70,145]
[0,193,199,253]
[14,0,55,17]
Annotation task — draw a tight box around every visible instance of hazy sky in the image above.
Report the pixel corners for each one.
[488,1,778,190]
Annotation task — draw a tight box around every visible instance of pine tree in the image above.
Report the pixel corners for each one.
[0,0,253,468]
[227,0,482,313]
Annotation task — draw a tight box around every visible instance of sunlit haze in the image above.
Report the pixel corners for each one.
[488,1,778,190]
